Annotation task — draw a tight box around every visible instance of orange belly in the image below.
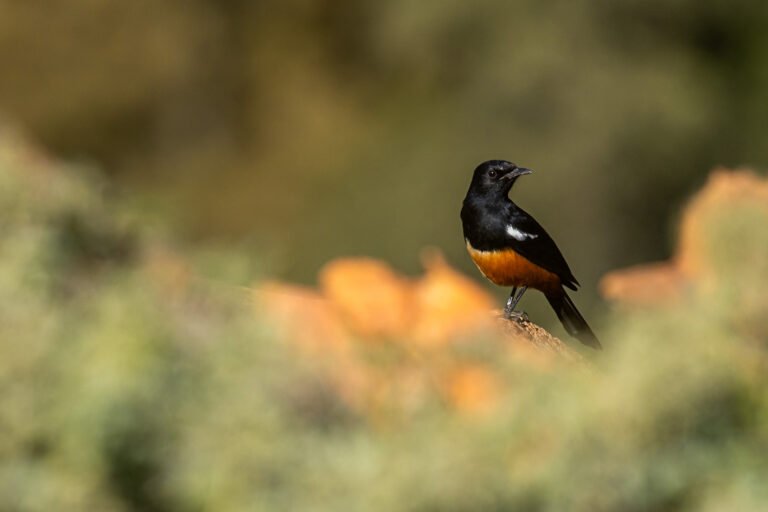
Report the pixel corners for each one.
[466,242,560,293]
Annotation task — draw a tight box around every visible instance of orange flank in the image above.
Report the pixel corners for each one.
[465,241,561,294]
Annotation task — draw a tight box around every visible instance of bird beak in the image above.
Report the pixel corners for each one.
[505,167,533,179]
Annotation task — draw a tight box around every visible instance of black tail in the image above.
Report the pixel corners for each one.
[546,290,602,350]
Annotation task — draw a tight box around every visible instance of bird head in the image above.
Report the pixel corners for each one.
[469,160,533,196]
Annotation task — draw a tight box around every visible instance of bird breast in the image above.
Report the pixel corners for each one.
[465,241,561,293]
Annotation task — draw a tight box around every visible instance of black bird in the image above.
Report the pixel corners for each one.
[461,160,601,349]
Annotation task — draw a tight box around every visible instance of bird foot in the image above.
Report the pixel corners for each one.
[503,310,529,323]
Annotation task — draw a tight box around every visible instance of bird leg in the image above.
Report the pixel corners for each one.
[504,287,517,312]
[503,286,528,322]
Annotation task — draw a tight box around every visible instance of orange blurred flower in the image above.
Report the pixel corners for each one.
[443,364,501,415]
[319,257,413,339]
[253,250,577,417]
[601,169,768,307]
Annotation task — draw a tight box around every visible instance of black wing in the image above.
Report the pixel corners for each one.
[506,205,579,290]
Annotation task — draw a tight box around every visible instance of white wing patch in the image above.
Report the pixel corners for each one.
[506,224,538,241]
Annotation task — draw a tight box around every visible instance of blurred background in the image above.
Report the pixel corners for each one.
[3,0,768,293]
[2,1,768,510]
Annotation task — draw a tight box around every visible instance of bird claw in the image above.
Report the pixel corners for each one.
[503,310,529,323]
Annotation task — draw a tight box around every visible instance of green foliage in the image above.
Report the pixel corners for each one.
[1,137,767,511]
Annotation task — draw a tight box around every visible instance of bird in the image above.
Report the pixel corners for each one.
[460,160,601,349]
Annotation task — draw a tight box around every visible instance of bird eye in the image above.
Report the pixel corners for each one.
[488,170,497,178]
